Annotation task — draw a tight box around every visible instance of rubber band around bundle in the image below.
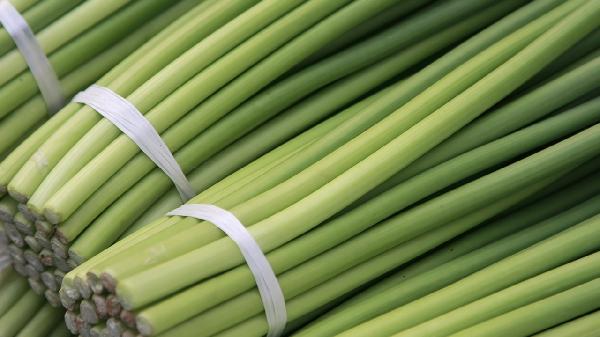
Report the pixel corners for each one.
[0,0,65,113]
[167,204,287,337]
[73,85,196,201]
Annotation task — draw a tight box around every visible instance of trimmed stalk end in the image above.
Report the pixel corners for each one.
[100,272,118,294]
[81,299,100,324]
[6,186,28,204]
[18,203,42,222]
[135,315,154,337]
[43,207,64,225]
[75,275,93,299]
[44,289,62,307]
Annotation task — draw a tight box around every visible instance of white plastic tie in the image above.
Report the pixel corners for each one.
[167,204,287,337]
[73,85,196,201]
[0,0,64,113]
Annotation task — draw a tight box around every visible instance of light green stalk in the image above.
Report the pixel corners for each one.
[0,0,199,157]
[0,0,178,118]
[365,158,600,295]
[0,290,45,337]
[62,0,511,256]
[391,240,600,337]
[19,0,326,213]
[115,0,599,309]
[449,277,600,337]
[93,0,569,286]
[0,0,83,57]
[369,51,600,195]
[40,0,395,223]
[196,181,553,337]
[136,97,597,334]
[533,310,600,337]
[0,269,29,316]
[143,96,600,333]
[339,213,600,337]
[8,0,41,12]
[304,0,442,63]
[293,172,600,337]
[5,0,254,201]
[15,304,64,337]
[0,0,132,87]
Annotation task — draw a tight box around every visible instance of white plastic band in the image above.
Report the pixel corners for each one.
[0,0,64,113]
[167,204,287,337]
[73,85,196,201]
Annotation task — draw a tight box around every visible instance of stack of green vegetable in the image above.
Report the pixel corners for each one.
[48,0,598,336]
[0,0,509,306]
[293,167,600,337]
[0,266,70,337]
[0,0,197,158]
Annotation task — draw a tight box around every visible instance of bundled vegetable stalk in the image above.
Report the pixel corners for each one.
[299,214,600,337]
[293,167,600,336]
[1,0,506,305]
[0,266,70,337]
[0,0,197,158]
[52,1,599,336]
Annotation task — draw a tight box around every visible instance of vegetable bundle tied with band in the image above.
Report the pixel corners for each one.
[0,0,597,336]
[1,0,511,303]
[59,0,600,336]
[0,0,197,159]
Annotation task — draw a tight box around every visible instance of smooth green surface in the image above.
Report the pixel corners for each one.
[116,0,596,309]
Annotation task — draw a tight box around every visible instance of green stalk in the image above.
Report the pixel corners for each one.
[449,277,600,337]
[120,94,364,237]
[522,28,600,90]
[338,213,600,337]
[138,149,592,333]
[0,0,198,157]
[93,0,570,285]
[190,3,524,204]
[40,0,394,223]
[60,218,178,306]
[0,269,29,316]
[63,90,380,252]
[64,0,571,242]
[0,0,226,192]
[533,310,600,337]
[122,95,380,237]
[194,182,551,337]
[0,0,83,57]
[115,0,600,309]
[139,133,600,332]
[367,158,600,294]
[392,240,600,337]
[6,0,254,201]
[368,51,600,195]
[138,98,600,333]
[67,89,385,261]
[15,304,63,337]
[20,0,325,213]
[0,0,133,86]
[61,0,508,253]
[0,0,178,118]
[294,175,600,337]
[9,0,41,13]
[0,195,18,220]
[185,95,391,206]
[302,0,432,64]
[0,290,44,337]
[48,321,70,337]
